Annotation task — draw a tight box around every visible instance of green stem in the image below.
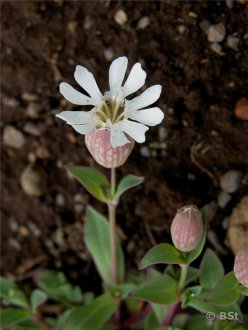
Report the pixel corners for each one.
[109,167,117,284]
[178,264,188,291]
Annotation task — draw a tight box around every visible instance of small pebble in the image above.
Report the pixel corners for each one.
[226,0,234,8]
[54,227,65,247]
[235,97,248,121]
[27,222,41,237]
[20,166,46,197]
[158,126,168,141]
[226,35,239,50]
[210,42,222,54]
[3,125,25,149]
[114,9,128,25]
[56,193,65,206]
[35,147,50,159]
[23,123,41,136]
[217,191,232,208]
[199,20,210,34]
[22,93,39,102]
[8,217,19,232]
[74,193,86,204]
[220,170,242,193]
[3,97,20,108]
[8,238,21,251]
[208,23,226,43]
[177,25,186,34]
[137,16,150,30]
[19,226,30,237]
[187,173,196,181]
[222,217,229,230]
[26,102,42,118]
[103,47,115,62]
[67,21,77,34]
[140,146,151,158]
[74,204,85,213]
[84,16,93,30]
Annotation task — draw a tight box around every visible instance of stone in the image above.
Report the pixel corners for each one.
[3,125,25,149]
[27,222,41,237]
[235,97,248,120]
[8,217,19,232]
[23,123,41,136]
[22,93,39,102]
[199,20,210,34]
[217,191,232,208]
[137,16,150,30]
[210,42,222,54]
[114,9,128,25]
[56,193,65,206]
[20,166,46,197]
[140,146,151,158]
[26,102,43,118]
[8,238,21,251]
[67,21,77,34]
[177,25,186,34]
[220,170,242,193]
[103,47,115,62]
[3,97,20,108]
[208,23,226,43]
[226,35,239,50]
[226,196,248,255]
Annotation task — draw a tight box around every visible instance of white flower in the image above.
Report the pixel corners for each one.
[56,56,164,148]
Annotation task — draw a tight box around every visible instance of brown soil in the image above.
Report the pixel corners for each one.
[1,0,248,290]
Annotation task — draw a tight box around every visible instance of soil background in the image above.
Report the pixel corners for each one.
[1,0,248,295]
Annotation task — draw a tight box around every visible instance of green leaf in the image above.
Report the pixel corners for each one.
[65,293,119,330]
[151,303,169,325]
[185,267,199,286]
[185,314,214,330]
[30,289,47,313]
[200,249,224,290]
[184,206,208,264]
[15,319,44,329]
[206,272,240,306]
[0,308,32,329]
[113,175,144,200]
[214,320,248,330]
[139,243,186,270]
[106,283,136,299]
[85,207,125,284]
[130,274,179,304]
[239,285,248,296]
[0,276,29,308]
[37,270,82,307]
[68,166,110,202]
[188,295,241,316]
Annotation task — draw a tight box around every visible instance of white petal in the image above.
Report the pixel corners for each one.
[71,122,95,135]
[56,111,92,125]
[60,82,96,105]
[120,119,148,143]
[74,66,103,100]
[123,63,146,97]
[109,57,128,97]
[110,125,130,148]
[125,85,162,110]
[129,107,164,126]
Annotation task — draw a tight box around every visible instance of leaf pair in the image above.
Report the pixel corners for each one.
[68,166,143,203]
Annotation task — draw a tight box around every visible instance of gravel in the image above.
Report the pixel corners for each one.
[20,166,46,196]
[114,9,128,25]
[220,170,242,193]
[217,191,232,208]
[207,23,226,42]
[3,125,26,149]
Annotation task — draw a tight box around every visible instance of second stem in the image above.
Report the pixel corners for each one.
[109,167,117,284]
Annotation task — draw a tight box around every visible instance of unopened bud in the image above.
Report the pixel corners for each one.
[85,129,135,168]
[170,205,203,252]
[233,249,248,288]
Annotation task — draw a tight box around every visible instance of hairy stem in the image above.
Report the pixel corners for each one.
[178,264,188,291]
[109,167,117,284]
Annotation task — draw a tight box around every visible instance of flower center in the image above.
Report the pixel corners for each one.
[96,97,125,125]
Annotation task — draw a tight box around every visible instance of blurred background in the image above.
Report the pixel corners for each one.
[1,1,248,287]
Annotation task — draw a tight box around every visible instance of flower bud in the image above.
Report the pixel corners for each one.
[85,129,135,168]
[170,205,203,252]
[233,249,248,288]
